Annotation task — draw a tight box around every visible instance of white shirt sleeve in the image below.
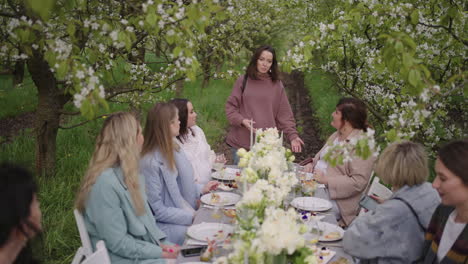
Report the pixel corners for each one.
[180,126,213,185]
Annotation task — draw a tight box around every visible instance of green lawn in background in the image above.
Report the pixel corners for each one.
[0,74,37,119]
[304,70,342,140]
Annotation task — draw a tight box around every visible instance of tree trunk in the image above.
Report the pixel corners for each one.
[27,52,70,177]
[13,61,25,86]
[175,79,184,97]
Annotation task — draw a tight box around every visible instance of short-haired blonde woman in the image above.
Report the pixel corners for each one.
[343,141,440,264]
[140,103,218,245]
[75,112,179,264]
[422,139,468,263]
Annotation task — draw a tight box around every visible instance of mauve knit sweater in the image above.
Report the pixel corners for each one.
[225,74,299,150]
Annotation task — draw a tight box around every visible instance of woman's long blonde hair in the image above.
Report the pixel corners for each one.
[142,102,179,170]
[75,112,145,215]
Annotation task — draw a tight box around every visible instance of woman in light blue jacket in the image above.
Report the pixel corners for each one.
[343,141,440,263]
[75,112,179,264]
[140,102,218,245]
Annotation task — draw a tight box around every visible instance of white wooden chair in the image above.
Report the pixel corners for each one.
[71,209,93,264]
[358,176,393,216]
[81,241,111,264]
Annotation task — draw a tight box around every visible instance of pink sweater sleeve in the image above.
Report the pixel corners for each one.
[225,76,245,127]
[275,81,299,142]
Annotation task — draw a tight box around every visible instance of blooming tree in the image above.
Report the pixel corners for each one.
[0,0,225,176]
[283,0,467,156]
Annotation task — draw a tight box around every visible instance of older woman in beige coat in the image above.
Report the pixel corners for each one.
[304,98,376,226]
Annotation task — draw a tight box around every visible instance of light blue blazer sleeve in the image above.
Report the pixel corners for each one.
[85,169,164,260]
[142,155,194,225]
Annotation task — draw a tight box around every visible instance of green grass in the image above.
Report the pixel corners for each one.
[304,70,342,140]
[0,75,37,119]
[181,78,234,148]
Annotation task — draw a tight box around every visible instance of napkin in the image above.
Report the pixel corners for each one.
[185,238,208,246]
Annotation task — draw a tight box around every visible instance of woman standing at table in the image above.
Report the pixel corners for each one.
[422,139,468,263]
[75,112,179,264]
[343,141,440,263]
[225,45,304,163]
[303,97,376,226]
[140,102,218,245]
[170,98,217,185]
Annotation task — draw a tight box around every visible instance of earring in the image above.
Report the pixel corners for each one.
[269,69,272,73]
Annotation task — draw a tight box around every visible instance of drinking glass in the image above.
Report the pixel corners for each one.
[213,153,226,171]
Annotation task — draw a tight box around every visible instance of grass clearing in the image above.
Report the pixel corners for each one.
[304,70,342,139]
[0,75,37,119]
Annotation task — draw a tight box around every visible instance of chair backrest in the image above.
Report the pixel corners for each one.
[81,241,111,264]
[73,209,93,256]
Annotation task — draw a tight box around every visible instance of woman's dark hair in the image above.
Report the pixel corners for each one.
[336,97,369,132]
[0,163,40,264]
[245,45,280,81]
[170,98,194,143]
[438,139,468,185]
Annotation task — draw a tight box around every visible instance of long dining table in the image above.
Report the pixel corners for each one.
[177,177,355,263]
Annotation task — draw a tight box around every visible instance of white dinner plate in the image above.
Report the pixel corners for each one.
[211,168,239,181]
[200,192,241,206]
[291,197,332,212]
[186,222,234,242]
[313,222,344,242]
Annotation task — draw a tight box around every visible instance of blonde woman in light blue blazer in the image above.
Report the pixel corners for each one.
[141,103,218,245]
[75,112,179,264]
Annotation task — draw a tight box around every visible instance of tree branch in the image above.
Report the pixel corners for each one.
[0,11,18,18]
[418,22,468,46]
[59,114,109,129]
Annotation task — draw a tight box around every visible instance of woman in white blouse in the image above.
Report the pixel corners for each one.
[170,98,217,185]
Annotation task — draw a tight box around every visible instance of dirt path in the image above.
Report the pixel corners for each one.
[282,70,324,162]
[0,111,35,144]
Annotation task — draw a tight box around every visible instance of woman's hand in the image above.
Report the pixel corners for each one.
[304,163,314,173]
[241,119,256,133]
[369,194,385,204]
[202,181,219,194]
[291,137,304,152]
[162,244,180,258]
[314,170,328,185]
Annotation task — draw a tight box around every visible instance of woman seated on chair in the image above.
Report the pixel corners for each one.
[75,112,179,264]
[422,139,468,263]
[303,97,376,226]
[0,163,41,264]
[343,141,440,263]
[140,102,218,245]
[170,98,220,185]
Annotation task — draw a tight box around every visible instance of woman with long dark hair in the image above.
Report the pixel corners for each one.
[225,45,304,163]
[140,102,218,245]
[303,97,376,226]
[170,98,217,185]
[0,163,41,264]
